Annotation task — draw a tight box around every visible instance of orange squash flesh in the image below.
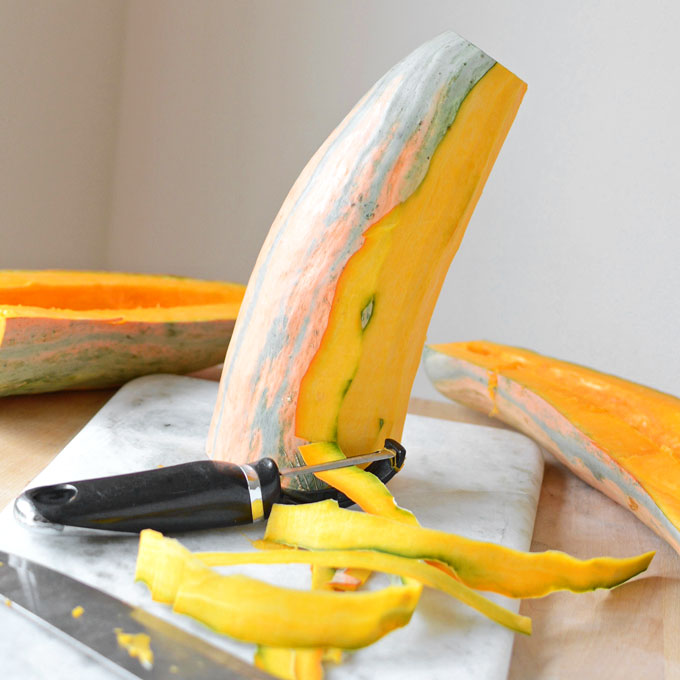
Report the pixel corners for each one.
[0,270,244,396]
[424,340,680,553]
[0,270,243,320]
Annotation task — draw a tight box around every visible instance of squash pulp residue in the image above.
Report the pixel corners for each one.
[114,628,154,670]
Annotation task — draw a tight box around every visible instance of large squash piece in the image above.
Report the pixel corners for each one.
[0,270,244,396]
[208,32,526,491]
[424,341,680,553]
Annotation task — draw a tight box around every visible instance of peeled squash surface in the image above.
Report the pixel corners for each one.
[0,270,244,396]
[264,501,654,599]
[424,341,680,555]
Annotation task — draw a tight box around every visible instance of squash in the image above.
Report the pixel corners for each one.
[114,628,154,670]
[207,31,527,492]
[424,340,680,554]
[0,270,244,396]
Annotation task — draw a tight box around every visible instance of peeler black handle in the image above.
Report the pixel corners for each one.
[15,459,282,533]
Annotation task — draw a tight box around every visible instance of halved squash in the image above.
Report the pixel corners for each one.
[0,270,244,396]
[424,340,680,554]
[208,32,526,493]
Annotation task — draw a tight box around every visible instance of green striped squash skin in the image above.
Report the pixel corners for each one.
[0,316,236,396]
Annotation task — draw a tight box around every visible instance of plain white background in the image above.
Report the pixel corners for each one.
[2,0,679,399]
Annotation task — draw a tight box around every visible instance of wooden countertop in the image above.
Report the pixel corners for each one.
[1,375,678,678]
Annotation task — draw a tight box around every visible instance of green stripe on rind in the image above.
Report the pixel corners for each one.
[0,316,235,396]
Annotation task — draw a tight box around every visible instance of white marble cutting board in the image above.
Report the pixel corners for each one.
[0,375,543,680]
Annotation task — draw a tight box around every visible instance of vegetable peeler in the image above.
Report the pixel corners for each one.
[14,439,406,533]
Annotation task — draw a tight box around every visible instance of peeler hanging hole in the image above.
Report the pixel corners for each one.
[29,484,78,506]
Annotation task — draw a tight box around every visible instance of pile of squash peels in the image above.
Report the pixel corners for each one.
[135,443,653,679]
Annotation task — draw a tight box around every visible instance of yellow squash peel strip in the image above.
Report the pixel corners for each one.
[136,530,420,650]
[299,442,419,525]
[264,500,654,599]
[172,572,419,650]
